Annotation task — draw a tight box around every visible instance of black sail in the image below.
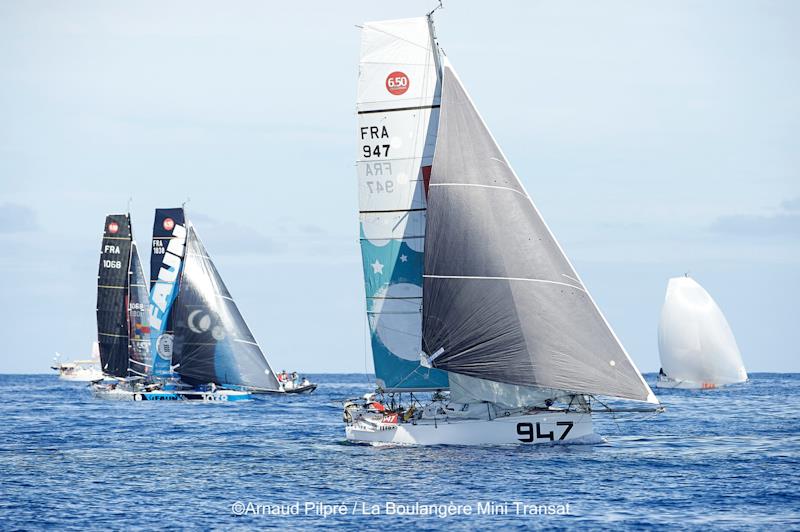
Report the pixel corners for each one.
[171,225,279,391]
[422,62,656,403]
[96,214,133,378]
[127,242,152,377]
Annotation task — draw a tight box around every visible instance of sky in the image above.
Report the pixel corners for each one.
[0,1,797,374]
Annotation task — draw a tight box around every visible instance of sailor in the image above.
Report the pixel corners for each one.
[659,368,666,377]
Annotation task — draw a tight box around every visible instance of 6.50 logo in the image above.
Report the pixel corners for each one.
[386,71,409,95]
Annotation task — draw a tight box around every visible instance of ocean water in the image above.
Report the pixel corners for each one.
[0,373,798,530]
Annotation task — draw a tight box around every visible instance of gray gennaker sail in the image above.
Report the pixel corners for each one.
[171,225,280,391]
[422,60,656,404]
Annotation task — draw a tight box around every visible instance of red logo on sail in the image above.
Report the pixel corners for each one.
[108,222,119,234]
[386,71,409,96]
[163,218,175,231]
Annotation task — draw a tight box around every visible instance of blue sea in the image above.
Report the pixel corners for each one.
[0,373,798,530]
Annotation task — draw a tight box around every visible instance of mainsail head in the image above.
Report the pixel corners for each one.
[356,16,448,391]
[658,276,747,385]
[96,214,133,378]
[148,208,187,376]
[171,224,279,391]
[422,59,657,404]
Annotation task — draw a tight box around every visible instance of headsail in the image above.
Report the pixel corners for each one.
[658,276,747,385]
[96,214,133,378]
[422,60,657,404]
[148,208,187,376]
[356,16,448,391]
[127,242,152,377]
[171,224,280,391]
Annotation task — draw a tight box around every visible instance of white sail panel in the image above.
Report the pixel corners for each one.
[358,18,442,112]
[658,276,748,386]
[357,16,448,390]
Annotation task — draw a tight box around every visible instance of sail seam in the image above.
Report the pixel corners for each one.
[360,208,426,214]
[429,183,527,197]
[423,275,585,292]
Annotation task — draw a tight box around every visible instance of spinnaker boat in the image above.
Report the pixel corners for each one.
[92,213,250,401]
[656,275,748,389]
[345,15,660,445]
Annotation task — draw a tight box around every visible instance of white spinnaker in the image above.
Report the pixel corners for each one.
[658,277,748,385]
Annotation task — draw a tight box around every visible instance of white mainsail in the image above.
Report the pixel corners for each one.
[658,276,747,387]
[356,17,448,391]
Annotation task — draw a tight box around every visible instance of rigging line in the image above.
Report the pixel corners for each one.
[591,395,622,433]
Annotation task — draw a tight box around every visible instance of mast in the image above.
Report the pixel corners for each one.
[422,59,657,404]
[96,214,133,378]
[356,17,449,391]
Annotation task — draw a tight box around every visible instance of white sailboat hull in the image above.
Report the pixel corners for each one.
[655,375,746,390]
[346,411,595,446]
[58,368,103,382]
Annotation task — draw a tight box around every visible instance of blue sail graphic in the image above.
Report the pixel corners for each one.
[148,208,187,377]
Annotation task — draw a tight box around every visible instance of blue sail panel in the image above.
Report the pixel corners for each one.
[360,232,448,391]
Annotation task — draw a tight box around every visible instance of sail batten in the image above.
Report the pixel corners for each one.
[423,60,656,403]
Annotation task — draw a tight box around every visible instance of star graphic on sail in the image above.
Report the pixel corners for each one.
[400,254,408,262]
[371,260,384,274]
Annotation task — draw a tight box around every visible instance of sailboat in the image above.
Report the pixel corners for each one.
[91,213,250,401]
[344,15,660,445]
[51,342,103,382]
[656,275,748,389]
[148,208,316,394]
